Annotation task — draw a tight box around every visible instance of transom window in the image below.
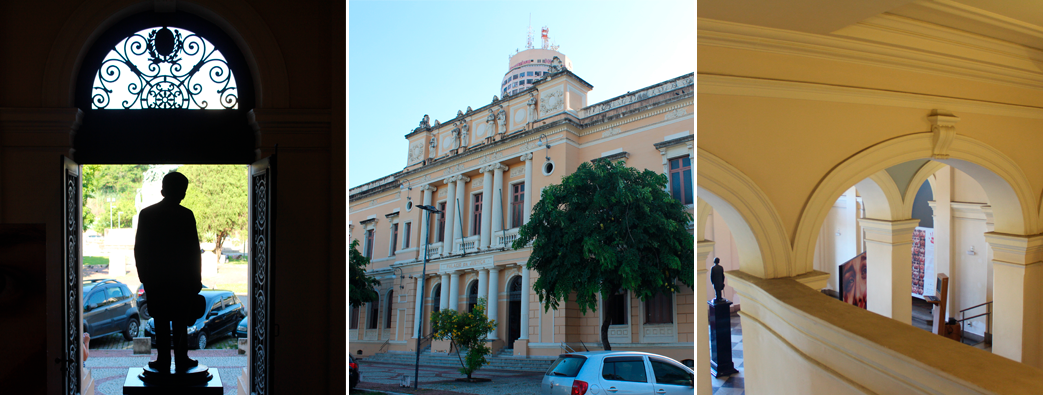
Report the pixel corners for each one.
[91,26,238,110]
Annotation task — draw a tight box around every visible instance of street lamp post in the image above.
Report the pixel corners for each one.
[107,197,116,228]
[414,204,441,390]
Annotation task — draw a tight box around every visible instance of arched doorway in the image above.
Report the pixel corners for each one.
[466,280,479,312]
[507,276,522,349]
[60,10,274,395]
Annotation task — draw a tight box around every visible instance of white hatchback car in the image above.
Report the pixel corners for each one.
[541,351,694,395]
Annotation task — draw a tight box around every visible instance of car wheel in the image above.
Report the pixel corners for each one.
[139,303,149,321]
[197,333,207,350]
[123,318,140,341]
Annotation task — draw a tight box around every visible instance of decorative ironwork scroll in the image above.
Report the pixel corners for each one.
[62,158,81,395]
[91,26,238,110]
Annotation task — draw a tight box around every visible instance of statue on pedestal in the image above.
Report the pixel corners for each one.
[711,257,725,302]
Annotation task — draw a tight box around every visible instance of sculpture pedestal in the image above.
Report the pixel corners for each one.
[123,366,221,394]
[708,298,738,378]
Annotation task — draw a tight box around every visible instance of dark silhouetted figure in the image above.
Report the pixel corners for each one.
[135,172,202,372]
[711,257,725,302]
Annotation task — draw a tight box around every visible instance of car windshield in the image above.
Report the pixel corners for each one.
[546,355,586,377]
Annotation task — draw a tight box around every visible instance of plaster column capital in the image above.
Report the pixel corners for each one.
[444,175,457,184]
[491,163,508,172]
[520,153,533,162]
[457,175,471,183]
[420,184,438,192]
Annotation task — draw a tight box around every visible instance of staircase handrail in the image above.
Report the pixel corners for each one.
[560,342,576,354]
[958,300,992,314]
[958,301,993,346]
[378,338,390,354]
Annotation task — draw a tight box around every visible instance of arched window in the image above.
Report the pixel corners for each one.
[432,284,442,313]
[91,26,238,110]
[385,290,394,328]
[367,299,379,329]
[467,281,479,312]
[508,276,522,301]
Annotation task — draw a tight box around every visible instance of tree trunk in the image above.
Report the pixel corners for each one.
[601,290,613,351]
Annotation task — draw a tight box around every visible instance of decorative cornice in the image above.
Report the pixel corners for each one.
[653,134,694,151]
[698,74,1043,120]
[984,232,1043,266]
[579,73,693,118]
[858,218,921,243]
[950,202,987,220]
[593,151,629,164]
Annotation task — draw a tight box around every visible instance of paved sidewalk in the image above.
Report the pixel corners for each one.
[356,360,544,395]
[85,349,248,395]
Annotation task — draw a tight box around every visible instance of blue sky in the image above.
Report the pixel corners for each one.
[348,0,695,188]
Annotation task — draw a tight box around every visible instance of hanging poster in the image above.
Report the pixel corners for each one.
[839,252,867,309]
[911,227,936,299]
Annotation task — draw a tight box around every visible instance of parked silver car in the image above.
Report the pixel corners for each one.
[541,351,694,395]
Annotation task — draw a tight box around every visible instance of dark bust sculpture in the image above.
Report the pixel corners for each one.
[134,172,208,382]
[710,257,726,302]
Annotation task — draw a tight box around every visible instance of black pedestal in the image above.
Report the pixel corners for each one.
[709,298,738,378]
[123,367,222,395]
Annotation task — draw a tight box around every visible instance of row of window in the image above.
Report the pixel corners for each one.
[361,183,527,259]
[348,286,674,330]
[361,157,691,260]
[503,70,544,87]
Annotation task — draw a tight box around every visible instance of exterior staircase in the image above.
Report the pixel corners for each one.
[363,349,556,372]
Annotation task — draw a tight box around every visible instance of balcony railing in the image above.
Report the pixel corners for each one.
[494,228,521,248]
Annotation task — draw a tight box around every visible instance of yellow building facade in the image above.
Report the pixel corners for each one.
[349,64,694,362]
[700,0,1043,393]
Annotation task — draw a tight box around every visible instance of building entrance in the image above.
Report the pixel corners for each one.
[507,276,522,349]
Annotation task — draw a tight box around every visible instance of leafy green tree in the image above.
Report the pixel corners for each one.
[178,165,248,255]
[512,160,694,350]
[83,164,148,231]
[430,298,497,380]
[349,238,380,307]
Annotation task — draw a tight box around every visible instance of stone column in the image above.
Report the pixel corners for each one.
[444,176,458,254]
[440,273,450,310]
[696,240,715,395]
[453,176,470,253]
[478,269,489,303]
[413,276,424,338]
[449,271,461,311]
[480,167,494,249]
[985,232,1043,367]
[420,184,436,247]
[859,218,919,324]
[491,163,506,239]
[488,266,500,339]
[521,153,534,224]
[519,266,530,340]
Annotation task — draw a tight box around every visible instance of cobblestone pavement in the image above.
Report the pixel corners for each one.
[356,360,544,395]
[85,349,247,395]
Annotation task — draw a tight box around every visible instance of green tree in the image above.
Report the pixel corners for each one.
[349,238,380,307]
[430,298,497,380]
[512,160,694,351]
[178,165,248,254]
[83,164,148,231]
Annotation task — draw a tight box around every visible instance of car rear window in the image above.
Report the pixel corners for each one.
[546,355,587,377]
[649,357,692,386]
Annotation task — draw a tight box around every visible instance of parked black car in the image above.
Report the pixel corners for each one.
[350,355,359,389]
[234,316,248,339]
[143,289,245,349]
[137,282,208,322]
[83,279,139,341]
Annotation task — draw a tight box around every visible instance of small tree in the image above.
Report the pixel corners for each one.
[179,165,248,255]
[512,159,694,350]
[349,239,380,307]
[430,298,497,380]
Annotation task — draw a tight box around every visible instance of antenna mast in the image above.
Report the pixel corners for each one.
[541,26,549,49]
[526,14,534,49]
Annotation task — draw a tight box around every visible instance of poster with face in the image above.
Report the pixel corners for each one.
[839,252,867,309]
[911,227,936,299]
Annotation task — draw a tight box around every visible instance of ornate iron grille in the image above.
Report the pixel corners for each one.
[251,169,269,395]
[91,26,238,110]
[63,163,81,395]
